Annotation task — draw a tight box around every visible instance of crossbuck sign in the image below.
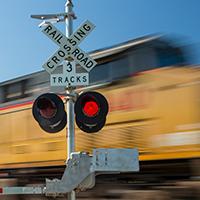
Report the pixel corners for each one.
[42,20,97,86]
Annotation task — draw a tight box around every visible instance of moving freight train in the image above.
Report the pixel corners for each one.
[0,35,200,199]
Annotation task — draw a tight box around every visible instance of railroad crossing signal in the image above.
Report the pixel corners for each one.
[36,20,109,131]
[0,2,139,197]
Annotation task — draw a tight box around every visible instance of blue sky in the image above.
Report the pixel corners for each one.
[0,0,199,82]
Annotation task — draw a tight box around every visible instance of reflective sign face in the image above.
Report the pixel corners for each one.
[50,73,89,86]
[42,20,97,74]
[50,61,89,87]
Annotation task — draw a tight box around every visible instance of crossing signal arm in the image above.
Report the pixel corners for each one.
[0,148,139,196]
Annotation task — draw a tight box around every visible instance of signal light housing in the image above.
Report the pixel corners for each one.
[32,93,67,133]
[75,91,108,133]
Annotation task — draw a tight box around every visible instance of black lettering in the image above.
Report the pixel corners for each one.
[49,30,57,38]
[77,53,84,60]
[77,29,86,38]
[58,77,63,83]
[52,56,60,64]
[66,62,72,72]
[82,76,87,82]
[86,60,94,68]
[64,77,69,83]
[76,76,81,82]
[70,76,75,82]
[47,61,54,69]
[44,25,52,33]
[72,49,80,57]
[52,77,56,83]
[63,45,71,54]
[83,24,91,31]
[54,33,61,40]
[56,35,63,44]
[68,38,77,46]
[80,57,88,65]
[74,34,80,41]
[58,50,65,57]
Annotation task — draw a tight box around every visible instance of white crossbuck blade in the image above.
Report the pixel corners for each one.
[42,20,97,74]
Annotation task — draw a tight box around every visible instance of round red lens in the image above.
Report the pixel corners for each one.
[38,98,57,119]
[83,101,99,117]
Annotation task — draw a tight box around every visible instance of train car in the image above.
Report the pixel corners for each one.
[0,35,200,199]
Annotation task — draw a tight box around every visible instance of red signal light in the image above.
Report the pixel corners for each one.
[83,101,99,117]
[75,91,109,133]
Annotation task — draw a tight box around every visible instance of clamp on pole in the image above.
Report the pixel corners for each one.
[63,90,78,103]
[31,10,76,28]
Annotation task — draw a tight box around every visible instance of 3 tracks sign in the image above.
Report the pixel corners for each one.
[50,61,89,86]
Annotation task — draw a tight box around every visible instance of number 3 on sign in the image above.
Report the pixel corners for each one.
[63,61,75,74]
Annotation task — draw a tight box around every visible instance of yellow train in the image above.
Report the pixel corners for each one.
[0,35,199,181]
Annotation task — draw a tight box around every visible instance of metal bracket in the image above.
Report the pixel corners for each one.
[31,12,77,27]
[45,148,139,195]
[0,148,139,196]
[63,90,78,103]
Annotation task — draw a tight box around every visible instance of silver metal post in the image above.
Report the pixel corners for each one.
[65,0,76,200]
[66,0,73,37]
